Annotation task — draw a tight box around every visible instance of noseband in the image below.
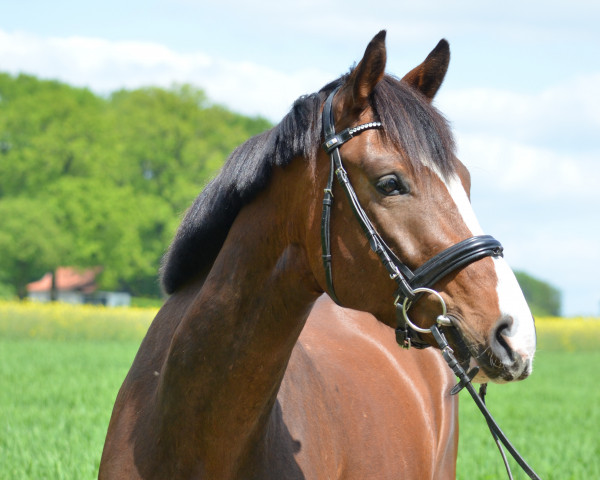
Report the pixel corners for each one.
[320,87,503,349]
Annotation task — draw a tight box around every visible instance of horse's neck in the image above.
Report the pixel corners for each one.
[153,185,320,478]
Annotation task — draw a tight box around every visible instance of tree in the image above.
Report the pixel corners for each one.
[0,73,107,198]
[107,85,271,213]
[0,73,272,298]
[0,196,72,298]
[514,271,562,317]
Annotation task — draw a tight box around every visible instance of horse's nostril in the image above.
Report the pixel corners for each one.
[491,316,516,363]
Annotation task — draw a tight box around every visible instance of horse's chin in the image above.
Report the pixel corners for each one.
[468,350,534,384]
[468,357,496,384]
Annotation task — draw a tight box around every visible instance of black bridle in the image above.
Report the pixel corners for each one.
[320,87,503,349]
[319,87,541,480]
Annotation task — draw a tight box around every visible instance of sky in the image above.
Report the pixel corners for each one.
[2,0,599,315]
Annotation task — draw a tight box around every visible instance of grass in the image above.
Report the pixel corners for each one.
[0,301,151,479]
[457,316,600,478]
[0,339,140,479]
[457,350,600,479]
[0,301,599,478]
[0,301,156,341]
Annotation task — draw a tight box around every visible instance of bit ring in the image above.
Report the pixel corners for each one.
[401,287,448,334]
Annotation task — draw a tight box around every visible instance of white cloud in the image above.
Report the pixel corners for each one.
[456,133,598,201]
[435,74,600,208]
[0,29,330,120]
[438,74,600,146]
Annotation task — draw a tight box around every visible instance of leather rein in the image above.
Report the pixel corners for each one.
[319,87,541,480]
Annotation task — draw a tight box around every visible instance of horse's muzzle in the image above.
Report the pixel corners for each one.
[482,315,535,382]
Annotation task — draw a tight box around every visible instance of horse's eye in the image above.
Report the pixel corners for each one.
[375,175,409,196]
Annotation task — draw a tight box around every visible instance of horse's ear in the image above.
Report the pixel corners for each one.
[402,39,450,101]
[340,30,387,114]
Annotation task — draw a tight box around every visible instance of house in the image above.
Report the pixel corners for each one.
[26,267,131,307]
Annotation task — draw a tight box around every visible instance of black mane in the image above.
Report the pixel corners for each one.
[160,74,456,294]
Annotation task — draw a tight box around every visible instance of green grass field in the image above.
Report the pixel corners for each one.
[1,302,599,479]
[0,339,140,479]
[457,350,600,479]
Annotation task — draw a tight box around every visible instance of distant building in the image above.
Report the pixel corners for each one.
[26,267,131,307]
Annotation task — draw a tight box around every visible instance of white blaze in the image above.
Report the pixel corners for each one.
[442,173,537,362]
[492,257,537,359]
[445,175,484,235]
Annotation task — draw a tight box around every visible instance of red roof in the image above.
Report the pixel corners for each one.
[27,267,101,293]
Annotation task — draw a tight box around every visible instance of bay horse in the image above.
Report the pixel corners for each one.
[99,31,536,479]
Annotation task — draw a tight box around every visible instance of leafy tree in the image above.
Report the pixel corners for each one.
[0,74,107,198]
[0,73,271,298]
[514,271,562,317]
[107,85,270,212]
[0,196,71,298]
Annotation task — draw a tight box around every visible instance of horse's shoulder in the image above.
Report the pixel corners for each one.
[272,296,456,479]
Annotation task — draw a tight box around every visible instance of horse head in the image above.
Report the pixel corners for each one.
[307,31,536,383]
